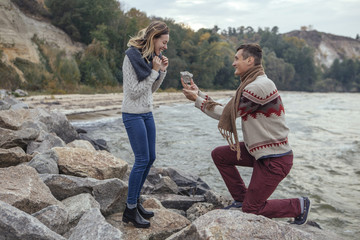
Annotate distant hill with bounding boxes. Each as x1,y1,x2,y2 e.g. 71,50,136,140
284,30,360,68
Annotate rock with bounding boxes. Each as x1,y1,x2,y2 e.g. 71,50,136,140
0,108,79,143
68,208,122,240
67,139,96,151
0,109,24,130
91,178,128,215
166,209,314,240
40,174,128,215
0,165,61,214
186,202,214,222
27,149,59,174
204,190,232,208
27,132,66,154
147,194,205,211
61,193,100,227
0,126,39,149
0,200,66,240
152,176,179,194
32,204,70,235
141,197,165,210
106,208,191,240
0,146,32,167
54,147,128,180
147,167,210,196
0,100,11,110
14,89,28,97
78,133,110,152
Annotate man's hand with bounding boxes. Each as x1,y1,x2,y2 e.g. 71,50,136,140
181,78,199,101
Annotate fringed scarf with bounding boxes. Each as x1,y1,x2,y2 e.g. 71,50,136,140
207,65,265,160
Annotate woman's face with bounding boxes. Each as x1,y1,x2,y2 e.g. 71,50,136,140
154,34,169,56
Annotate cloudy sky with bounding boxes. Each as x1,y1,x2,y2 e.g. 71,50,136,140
120,0,359,38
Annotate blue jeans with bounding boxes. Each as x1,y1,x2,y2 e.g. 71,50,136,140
122,112,156,204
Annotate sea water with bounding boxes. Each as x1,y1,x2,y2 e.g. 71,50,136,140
72,92,360,239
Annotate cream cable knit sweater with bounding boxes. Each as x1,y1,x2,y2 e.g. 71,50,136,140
122,55,166,114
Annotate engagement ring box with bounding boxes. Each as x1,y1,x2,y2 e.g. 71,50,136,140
180,71,193,84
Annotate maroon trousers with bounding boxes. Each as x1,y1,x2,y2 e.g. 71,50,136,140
211,143,301,218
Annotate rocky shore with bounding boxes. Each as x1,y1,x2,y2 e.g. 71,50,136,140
0,89,342,240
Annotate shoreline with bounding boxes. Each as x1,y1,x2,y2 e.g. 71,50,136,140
21,91,235,122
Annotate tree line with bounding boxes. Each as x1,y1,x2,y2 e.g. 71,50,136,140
1,0,359,93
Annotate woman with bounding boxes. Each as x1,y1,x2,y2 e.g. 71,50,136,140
121,21,169,228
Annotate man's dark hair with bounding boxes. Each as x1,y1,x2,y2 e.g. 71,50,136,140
236,44,262,66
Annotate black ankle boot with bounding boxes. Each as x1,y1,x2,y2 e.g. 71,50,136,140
137,199,154,219
122,205,150,228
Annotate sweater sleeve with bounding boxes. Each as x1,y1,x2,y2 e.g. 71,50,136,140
152,71,166,93
194,91,224,120
123,55,159,100
237,95,261,117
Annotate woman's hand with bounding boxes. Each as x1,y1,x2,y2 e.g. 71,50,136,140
181,78,199,101
152,56,162,71
160,56,169,71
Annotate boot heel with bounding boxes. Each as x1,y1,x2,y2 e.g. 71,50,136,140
122,215,129,223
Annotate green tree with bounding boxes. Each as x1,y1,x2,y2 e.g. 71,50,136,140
45,0,121,44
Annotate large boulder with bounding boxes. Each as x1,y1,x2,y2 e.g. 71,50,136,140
0,126,39,149
40,174,128,215
32,204,69,236
0,200,66,240
61,193,100,228
27,149,60,174
0,165,62,214
147,167,210,196
0,108,79,143
166,209,314,240
54,147,128,180
27,132,66,154
0,146,32,167
68,208,122,240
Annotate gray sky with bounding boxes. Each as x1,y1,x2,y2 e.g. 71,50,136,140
120,0,359,38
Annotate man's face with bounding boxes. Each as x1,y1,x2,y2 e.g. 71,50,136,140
232,49,252,76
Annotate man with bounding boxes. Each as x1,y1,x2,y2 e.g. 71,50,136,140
181,43,310,224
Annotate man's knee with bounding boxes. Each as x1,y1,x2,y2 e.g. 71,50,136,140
242,202,260,215
211,147,222,163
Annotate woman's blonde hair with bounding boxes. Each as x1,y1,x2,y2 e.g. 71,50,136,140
127,21,169,60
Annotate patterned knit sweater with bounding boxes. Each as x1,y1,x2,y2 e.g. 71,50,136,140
122,55,166,114
195,74,292,160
